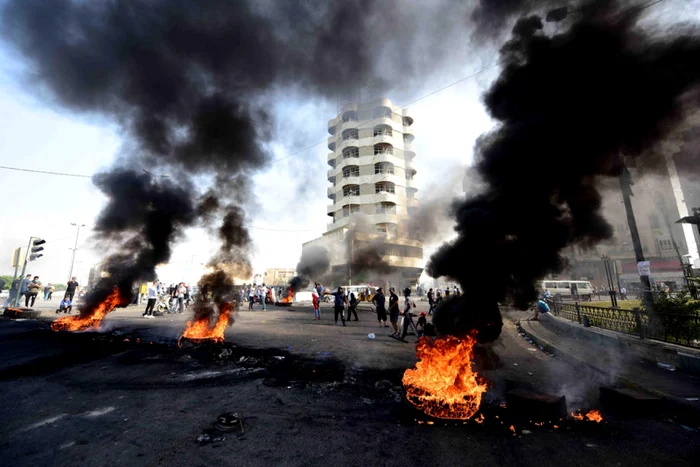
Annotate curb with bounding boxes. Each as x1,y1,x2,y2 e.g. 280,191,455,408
517,319,700,422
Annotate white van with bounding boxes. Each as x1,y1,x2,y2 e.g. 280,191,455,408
537,280,593,300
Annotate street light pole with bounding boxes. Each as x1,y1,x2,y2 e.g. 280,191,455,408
68,223,86,282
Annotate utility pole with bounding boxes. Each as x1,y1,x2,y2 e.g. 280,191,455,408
619,165,655,312
602,255,618,308
68,223,86,282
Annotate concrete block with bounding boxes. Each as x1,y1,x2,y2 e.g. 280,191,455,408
506,388,567,422
599,387,663,416
679,353,700,376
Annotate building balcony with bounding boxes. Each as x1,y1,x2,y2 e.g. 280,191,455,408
340,119,360,132
372,133,394,145
327,186,335,200
327,152,336,167
327,136,336,151
372,153,405,167
369,212,401,225
407,197,420,208
368,116,396,131
404,149,416,160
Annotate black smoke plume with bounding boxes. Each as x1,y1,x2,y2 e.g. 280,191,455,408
429,0,700,341
84,170,197,312
286,245,330,297
0,0,465,323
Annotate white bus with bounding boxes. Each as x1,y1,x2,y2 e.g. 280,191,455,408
537,280,593,300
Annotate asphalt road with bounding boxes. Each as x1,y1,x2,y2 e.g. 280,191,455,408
0,302,698,466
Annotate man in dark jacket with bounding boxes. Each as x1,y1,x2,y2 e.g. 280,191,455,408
331,287,347,326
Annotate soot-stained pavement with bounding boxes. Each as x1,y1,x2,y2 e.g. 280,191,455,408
0,304,698,466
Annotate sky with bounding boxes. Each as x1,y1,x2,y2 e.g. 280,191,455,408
0,0,697,288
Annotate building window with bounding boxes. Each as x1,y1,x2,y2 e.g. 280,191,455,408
375,181,395,194
374,162,395,174
342,147,359,159
342,166,359,178
342,204,360,217
374,143,393,155
373,125,392,137
343,185,360,197
376,202,397,214
659,239,674,250
342,129,358,140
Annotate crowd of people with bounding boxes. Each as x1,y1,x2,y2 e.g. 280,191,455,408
140,281,191,318
1,275,82,310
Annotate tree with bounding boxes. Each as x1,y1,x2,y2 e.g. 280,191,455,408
0,275,15,292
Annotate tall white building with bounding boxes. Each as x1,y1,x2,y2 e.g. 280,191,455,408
303,98,423,288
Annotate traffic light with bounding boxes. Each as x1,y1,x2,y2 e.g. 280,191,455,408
29,239,45,261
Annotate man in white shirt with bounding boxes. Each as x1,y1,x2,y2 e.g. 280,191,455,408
143,282,158,318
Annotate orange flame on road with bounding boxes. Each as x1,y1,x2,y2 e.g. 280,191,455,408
571,409,603,422
402,335,488,420
278,288,294,304
585,409,603,422
179,302,233,345
51,287,124,332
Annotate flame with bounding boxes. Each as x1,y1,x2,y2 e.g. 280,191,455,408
509,425,516,435
585,409,603,423
279,288,294,304
402,335,488,420
51,287,124,332
474,413,485,424
571,410,603,422
179,302,232,345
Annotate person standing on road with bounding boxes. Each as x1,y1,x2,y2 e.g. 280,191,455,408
48,283,55,300
177,282,186,313
620,286,627,300
330,286,347,326
3,277,20,308
427,288,435,315
26,276,42,308
248,287,255,310
312,288,321,320
261,284,267,311
65,277,80,302
143,282,157,318
347,292,359,321
400,287,419,342
388,287,400,338
18,274,31,306
372,287,388,327
43,283,51,301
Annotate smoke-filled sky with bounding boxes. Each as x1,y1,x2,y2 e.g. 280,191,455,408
0,0,698,287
